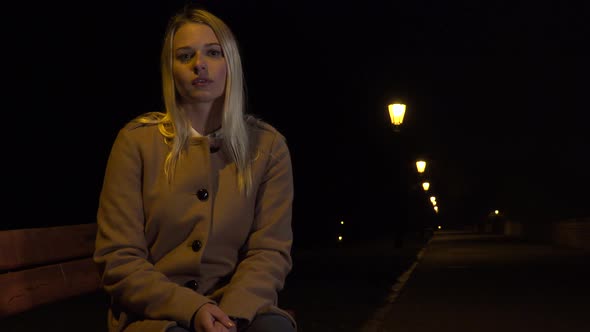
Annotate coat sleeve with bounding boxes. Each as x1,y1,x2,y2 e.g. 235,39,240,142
218,131,294,322
93,127,213,329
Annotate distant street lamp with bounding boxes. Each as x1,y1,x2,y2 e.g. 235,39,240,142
388,103,406,132
422,181,430,191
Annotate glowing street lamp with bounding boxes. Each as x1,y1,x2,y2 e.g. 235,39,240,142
416,160,426,174
422,181,430,191
430,196,437,206
388,103,406,132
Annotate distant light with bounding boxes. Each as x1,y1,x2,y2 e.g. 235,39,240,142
416,160,427,174
338,235,343,241
494,210,499,215
422,182,430,191
388,103,406,126
430,196,437,205
434,206,439,213
340,221,344,225
437,225,442,229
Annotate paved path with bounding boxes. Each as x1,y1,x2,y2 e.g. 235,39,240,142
365,230,590,332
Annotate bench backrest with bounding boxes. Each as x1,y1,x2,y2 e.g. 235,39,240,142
0,223,101,317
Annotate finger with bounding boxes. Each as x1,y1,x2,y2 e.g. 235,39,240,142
195,309,216,332
208,307,235,329
213,320,229,332
200,318,215,332
219,319,235,329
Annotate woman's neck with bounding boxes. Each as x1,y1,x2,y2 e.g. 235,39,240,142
182,100,223,135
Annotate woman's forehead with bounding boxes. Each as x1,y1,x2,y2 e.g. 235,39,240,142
174,23,219,46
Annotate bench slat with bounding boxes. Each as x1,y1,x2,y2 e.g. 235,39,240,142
0,223,97,271
0,257,101,317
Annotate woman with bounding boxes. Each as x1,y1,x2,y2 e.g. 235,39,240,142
93,5,295,332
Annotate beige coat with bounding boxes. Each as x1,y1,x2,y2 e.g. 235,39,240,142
93,116,295,332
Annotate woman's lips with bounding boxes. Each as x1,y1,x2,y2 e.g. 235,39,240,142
192,78,213,86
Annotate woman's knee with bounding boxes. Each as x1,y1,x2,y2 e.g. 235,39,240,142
245,314,295,332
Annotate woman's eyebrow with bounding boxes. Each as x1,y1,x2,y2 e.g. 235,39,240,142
175,43,221,51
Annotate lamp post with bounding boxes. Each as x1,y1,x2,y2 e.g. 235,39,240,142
388,102,408,248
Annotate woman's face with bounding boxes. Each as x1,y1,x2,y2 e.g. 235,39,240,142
172,23,227,104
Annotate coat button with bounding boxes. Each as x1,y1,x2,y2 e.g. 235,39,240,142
184,280,199,291
191,240,203,252
196,189,209,201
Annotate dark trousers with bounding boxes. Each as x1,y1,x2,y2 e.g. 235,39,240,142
167,313,295,332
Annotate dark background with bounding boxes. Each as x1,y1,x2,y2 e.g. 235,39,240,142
10,0,589,248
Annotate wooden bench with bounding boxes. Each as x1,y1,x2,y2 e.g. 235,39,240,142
0,223,102,319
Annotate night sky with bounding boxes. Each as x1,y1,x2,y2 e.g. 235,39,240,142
12,1,589,246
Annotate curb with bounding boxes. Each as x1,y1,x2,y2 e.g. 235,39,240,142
360,237,433,332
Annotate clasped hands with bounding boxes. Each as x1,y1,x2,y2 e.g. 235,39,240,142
192,303,239,332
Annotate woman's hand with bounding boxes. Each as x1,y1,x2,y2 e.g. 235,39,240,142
192,303,236,332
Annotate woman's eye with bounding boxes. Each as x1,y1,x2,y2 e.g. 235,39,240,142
208,49,223,57
177,53,193,62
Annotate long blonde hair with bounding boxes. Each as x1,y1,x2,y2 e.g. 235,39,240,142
136,5,253,195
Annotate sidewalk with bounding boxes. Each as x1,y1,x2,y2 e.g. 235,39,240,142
363,230,590,332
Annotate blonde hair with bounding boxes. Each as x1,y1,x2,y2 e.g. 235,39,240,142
136,5,253,195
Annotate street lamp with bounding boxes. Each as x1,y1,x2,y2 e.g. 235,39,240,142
388,103,406,132
387,102,407,247
422,181,430,191
416,160,427,174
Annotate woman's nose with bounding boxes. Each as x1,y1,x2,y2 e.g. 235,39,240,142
193,56,207,74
